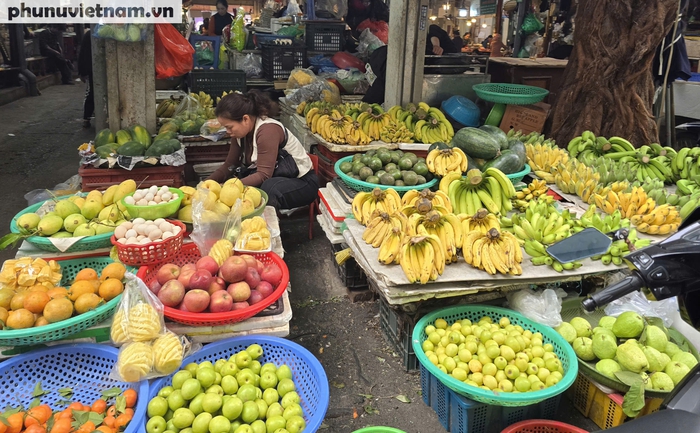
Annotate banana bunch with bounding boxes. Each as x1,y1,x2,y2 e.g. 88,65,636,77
312,109,354,144
378,227,405,265
577,205,630,233
672,147,700,180
156,98,178,118
511,194,555,212
379,118,415,143
525,142,569,183
553,159,600,202
631,204,681,235
507,130,552,145
592,231,651,265
216,90,237,106
524,240,582,272
399,232,445,284
189,91,213,108
341,102,371,120
352,188,402,225
589,156,639,185
463,228,523,275
303,101,334,118
401,197,450,218
593,186,655,219
413,109,454,144
362,211,408,247
568,131,634,160
632,178,679,206
515,179,549,201
460,208,500,235
676,178,700,196
402,189,452,213
344,121,372,146
296,100,307,115
506,199,573,245
602,148,675,183
426,148,469,176
406,210,463,263
680,192,700,220
357,113,389,141
445,168,516,215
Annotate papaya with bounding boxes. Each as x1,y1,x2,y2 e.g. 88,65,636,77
116,141,146,157
131,125,152,148
94,128,115,147
159,122,179,135
115,130,132,145
180,120,199,136
153,131,178,143
96,143,119,158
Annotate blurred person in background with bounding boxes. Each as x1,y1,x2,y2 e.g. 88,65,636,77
39,24,73,85
208,0,235,36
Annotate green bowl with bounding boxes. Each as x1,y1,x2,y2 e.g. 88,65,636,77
122,187,183,220
506,163,531,184
353,428,407,433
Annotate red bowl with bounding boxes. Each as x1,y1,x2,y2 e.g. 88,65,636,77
331,52,366,72
137,243,289,326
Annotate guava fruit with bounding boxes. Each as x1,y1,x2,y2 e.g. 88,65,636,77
650,372,675,391
573,337,596,361
612,311,644,339
644,325,668,352
664,342,682,358
672,352,699,369
595,359,622,379
570,317,592,338
616,341,649,373
665,361,690,385
642,346,669,373
555,322,577,344
592,332,618,360
598,316,617,330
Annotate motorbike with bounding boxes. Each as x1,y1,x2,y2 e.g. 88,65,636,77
549,208,700,431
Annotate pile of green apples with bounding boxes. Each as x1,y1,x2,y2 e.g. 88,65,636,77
421,315,566,393
146,344,306,433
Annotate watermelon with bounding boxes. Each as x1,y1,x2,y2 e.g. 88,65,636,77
451,127,501,160
479,125,509,150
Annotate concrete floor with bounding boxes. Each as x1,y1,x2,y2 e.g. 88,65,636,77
0,85,599,432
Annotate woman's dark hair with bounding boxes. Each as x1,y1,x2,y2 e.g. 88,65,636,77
203,17,210,26
215,90,272,120
217,0,229,9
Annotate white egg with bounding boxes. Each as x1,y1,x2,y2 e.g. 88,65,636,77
115,226,128,239
136,199,148,206
117,238,127,244
140,237,153,245
152,239,162,243
172,226,182,235
148,201,158,206
153,196,162,204
171,193,179,200
126,236,138,244
161,192,172,201
133,218,146,225
154,218,165,225
133,192,143,201
121,221,133,230
136,235,145,241
144,192,154,201
123,196,135,205
160,185,169,193
159,222,172,233
148,229,163,240
149,185,158,194
125,229,138,239
141,225,153,236
162,231,174,240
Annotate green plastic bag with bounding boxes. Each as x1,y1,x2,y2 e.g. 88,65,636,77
232,7,246,52
522,13,544,35
195,42,214,66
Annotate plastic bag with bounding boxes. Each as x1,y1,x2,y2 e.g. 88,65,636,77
356,28,386,60
507,288,567,327
0,257,61,291
199,119,228,142
110,273,198,382
241,53,263,78
356,19,389,45
154,24,194,79
194,40,215,66
232,7,247,52
218,44,228,69
604,290,679,327
284,0,302,16
172,94,201,118
25,174,82,206
315,0,348,20
335,69,368,94
285,69,341,105
522,12,544,35
93,23,146,42
190,185,242,256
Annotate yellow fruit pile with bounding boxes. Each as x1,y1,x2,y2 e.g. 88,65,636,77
426,148,469,177
631,204,681,235
178,179,263,223
236,216,271,251
463,228,523,275
525,141,569,183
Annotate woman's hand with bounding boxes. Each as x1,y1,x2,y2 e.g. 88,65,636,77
431,37,443,55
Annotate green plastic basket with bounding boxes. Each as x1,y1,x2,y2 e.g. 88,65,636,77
121,187,183,220
473,83,549,106
506,164,532,184
560,297,700,398
412,305,578,407
353,428,407,433
0,257,135,346
334,156,438,194
10,195,114,253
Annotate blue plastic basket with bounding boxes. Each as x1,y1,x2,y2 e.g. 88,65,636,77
0,343,149,433
148,336,329,432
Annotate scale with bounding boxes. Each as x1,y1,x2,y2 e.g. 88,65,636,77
473,83,550,126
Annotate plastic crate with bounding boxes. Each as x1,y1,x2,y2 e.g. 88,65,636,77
331,242,368,289
253,33,296,49
188,69,246,99
420,364,562,433
79,165,183,191
261,42,308,80
565,373,598,417
305,22,346,52
588,388,626,430
640,398,664,417
184,143,230,163
379,295,419,371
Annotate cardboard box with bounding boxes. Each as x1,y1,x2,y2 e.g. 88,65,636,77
499,102,551,135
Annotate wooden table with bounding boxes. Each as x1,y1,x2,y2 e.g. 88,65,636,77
487,57,568,105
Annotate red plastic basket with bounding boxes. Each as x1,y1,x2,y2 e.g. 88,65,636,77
136,243,289,326
501,420,589,433
110,220,186,266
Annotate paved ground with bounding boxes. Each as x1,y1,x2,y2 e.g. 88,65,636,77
0,85,599,432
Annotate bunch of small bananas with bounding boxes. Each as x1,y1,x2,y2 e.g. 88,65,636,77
379,118,415,143
463,228,523,276
406,210,463,263
599,148,675,183
515,179,549,201
399,232,445,284
460,208,500,235
378,227,405,265
567,131,634,160
352,188,402,225
426,148,469,176
344,121,372,146
444,168,515,215
216,90,238,105
589,156,639,185
189,91,213,108
503,198,574,245
525,142,569,183
553,159,601,203
676,178,700,196
631,204,681,235
401,197,450,218
523,240,582,272
388,102,454,143
362,211,408,248
156,98,179,118
680,192,700,220
592,231,651,265
593,186,656,219
507,130,550,145
672,146,700,180
311,109,354,144
576,205,630,233
402,189,452,213
357,108,390,141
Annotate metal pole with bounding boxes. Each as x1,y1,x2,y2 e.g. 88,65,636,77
9,24,38,96
91,34,108,130
512,0,529,56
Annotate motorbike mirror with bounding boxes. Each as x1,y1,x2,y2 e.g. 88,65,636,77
546,227,612,263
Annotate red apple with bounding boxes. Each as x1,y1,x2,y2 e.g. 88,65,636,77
158,280,186,307
256,281,274,298
207,276,227,296
231,301,249,310
219,256,248,283
177,302,189,312
209,290,233,313
248,290,265,305
149,281,162,296
156,263,180,285
261,263,282,287
256,260,264,275
189,269,213,291
178,263,197,288
245,267,261,290
183,289,210,313
227,281,251,302
196,256,220,275
239,254,258,269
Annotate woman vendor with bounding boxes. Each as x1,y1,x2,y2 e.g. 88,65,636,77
208,0,235,36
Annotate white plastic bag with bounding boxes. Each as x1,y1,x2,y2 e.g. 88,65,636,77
507,288,567,327
604,290,679,327
190,185,242,255
284,0,301,16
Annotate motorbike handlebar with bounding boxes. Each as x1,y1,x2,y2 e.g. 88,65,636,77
582,271,645,311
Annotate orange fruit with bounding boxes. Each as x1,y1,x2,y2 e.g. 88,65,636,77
102,416,115,429
75,421,95,433
10,292,28,311
95,426,114,433
74,293,103,315
0,421,6,433
91,399,106,415
74,268,98,282
6,412,25,433
42,298,74,323
46,287,69,300
0,306,8,325
49,418,72,433
28,284,49,293
24,425,46,433
0,287,15,309
114,413,131,429
123,389,137,408
34,316,49,327
23,291,51,314
5,309,35,329
29,405,51,425
106,406,116,418
67,281,96,301
98,279,123,302
99,263,126,282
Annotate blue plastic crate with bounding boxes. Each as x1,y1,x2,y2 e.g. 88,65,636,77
420,364,561,433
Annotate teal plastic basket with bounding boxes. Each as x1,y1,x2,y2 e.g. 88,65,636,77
10,195,114,253
506,164,532,184
334,156,438,194
412,305,578,407
473,83,549,106
0,257,135,346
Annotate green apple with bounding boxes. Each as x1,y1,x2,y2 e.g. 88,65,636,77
241,400,260,424
285,415,306,433
514,376,531,392
209,415,231,433
266,402,283,419
260,363,277,376
165,419,178,431
172,371,193,390
250,419,266,433
234,425,253,433
222,396,244,421
201,393,223,414
214,359,227,373
235,351,252,369
259,371,278,391
199,361,214,370
184,363,199,376
268,415,289,432
236,369,257,388
238,384,259,403
276,365,292,382
230,420,242,431
172,408,195,429
191,412,212,433
148,396,169,418
206,384,224,396
167,390,186,411
215,372,222,385
221,361,239,377
282,404,302,420
250,360,262,375
158,386,175,398
188,393,205,415
246,344,263,360
181,378,202,401
196,368,217,388
277,378,295,398
222,375,240,395
281,392,300,410
147,416,167,433
255,399,268,420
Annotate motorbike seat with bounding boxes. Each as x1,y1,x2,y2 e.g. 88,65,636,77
592,409,700,433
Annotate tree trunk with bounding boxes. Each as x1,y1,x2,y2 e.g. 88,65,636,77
547,0,678,147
